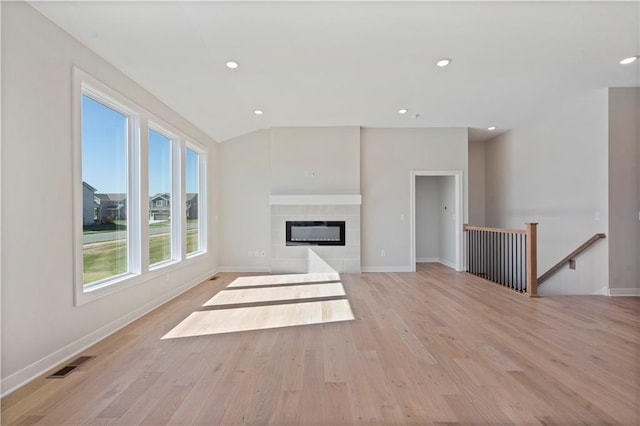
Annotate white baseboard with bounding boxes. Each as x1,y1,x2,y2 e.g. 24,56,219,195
440,259,457,269
361,266,413,273
416,258,457,269
608,287,640,297
416,257,440,263
1,268,217,398
217,266,272,273
591,286,609,296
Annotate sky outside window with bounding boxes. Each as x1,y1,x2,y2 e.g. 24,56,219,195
82,95,127,193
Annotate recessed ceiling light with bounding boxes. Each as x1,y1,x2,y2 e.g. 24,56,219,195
398,109,408,114
436,58,452,67
226,61,239,69
254,110,263,115
488,126,496,131
620,56,639,65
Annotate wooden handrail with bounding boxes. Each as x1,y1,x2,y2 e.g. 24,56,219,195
537,233,606,285
463,224,526,235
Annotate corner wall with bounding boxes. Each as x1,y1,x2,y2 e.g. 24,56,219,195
218,130,271,271
468,141,486,226
1,2,219,394
608,88,640,294
484,90,609,295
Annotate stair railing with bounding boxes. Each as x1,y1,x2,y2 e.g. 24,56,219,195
463,223,538,296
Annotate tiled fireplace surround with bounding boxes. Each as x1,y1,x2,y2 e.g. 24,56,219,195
270,195,361,274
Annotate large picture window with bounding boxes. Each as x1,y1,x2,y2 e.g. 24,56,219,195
81,93,131,286
74,68,208,304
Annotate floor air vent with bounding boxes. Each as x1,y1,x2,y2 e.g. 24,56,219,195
47,356,94,379
68,356,93,367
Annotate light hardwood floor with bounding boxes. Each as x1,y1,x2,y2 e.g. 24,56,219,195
2,264,639,425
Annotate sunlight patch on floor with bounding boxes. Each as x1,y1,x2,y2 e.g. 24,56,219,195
162,299,355,338
162,249,355,338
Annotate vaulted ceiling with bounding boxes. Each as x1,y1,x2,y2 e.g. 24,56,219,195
31,1,640,143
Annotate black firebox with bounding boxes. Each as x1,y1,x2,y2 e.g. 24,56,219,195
285,221,346,246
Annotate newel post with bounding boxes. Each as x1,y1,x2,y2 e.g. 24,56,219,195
526,223,538,297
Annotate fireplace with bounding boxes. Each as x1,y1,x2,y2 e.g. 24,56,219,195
271,196,360,273
286,221,346,246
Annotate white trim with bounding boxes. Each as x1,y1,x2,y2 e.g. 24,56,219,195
217,266,273,273
439,259,457,269
73,253,210,305
608,287,640,296
140,120,151,273
185,143,208,257
179,137,187,259
590,286,609,296
72,67,84,306
1,268,218,397
409,170,464,272
128,110,142,276
416,258,457,269
269,195,362,205
361,266,413,273
171,131,183,262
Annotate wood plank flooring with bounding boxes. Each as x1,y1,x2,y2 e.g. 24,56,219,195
2,263,639,425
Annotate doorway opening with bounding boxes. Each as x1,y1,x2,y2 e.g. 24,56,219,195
409,170,463,272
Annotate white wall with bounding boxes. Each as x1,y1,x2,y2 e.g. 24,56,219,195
1,2,219,394
416,176,457,268
439,176,456,266
485,90,609,295
270,127,360,195
608,88,640,294
218,126,361,271
218,130,271,271
217,127,468,271
360,128,468,271
468,141,486,226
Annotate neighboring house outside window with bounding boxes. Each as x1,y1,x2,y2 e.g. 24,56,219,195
82,181,99,225
95,193,127,221
149,194,171,221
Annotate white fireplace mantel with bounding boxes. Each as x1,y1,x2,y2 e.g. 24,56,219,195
269,195,362,205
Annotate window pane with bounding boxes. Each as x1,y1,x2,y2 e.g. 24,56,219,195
186,148,200,254
149,129,172,265
81,94,128,285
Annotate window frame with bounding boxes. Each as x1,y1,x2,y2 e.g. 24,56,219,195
72,68,209,306
147,121,182,271
73,69,142,305
184,142,208,258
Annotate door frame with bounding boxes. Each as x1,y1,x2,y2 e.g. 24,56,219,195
409,170,464,272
